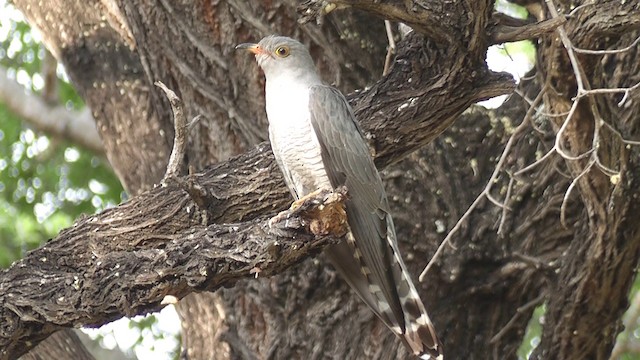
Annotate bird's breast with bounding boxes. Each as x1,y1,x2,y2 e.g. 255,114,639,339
265,86,331,196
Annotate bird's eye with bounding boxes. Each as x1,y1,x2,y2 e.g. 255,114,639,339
275,46,290,57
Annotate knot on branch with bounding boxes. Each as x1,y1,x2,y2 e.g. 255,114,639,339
269,187,349,238
297,0,345,25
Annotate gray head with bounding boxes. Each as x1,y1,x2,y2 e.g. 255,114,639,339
236,35,317,79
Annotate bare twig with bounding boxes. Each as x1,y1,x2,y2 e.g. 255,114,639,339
497,176,514,237
188,114,204,129
383,20,396,76
560,158,595,228
155,81,188,180
525,0,640,231
486,192,507,208
419,85,552,280
420,113,531,281
572,34,640,55
566,2,596,18
490,293,545,344
514,148,556,176
601,121,640,146
576,81,640,107
545,0,586,90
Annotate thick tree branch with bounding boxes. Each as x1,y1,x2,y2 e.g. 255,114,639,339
0,25,515,360
6,0,640,359
350,33,514,168
0,188,347,360
8,1,517,359
300,0,565,47
298,0,465,44
0,67,103,154
489,16,566,44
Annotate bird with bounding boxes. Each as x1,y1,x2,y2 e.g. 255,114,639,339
236,35,443,359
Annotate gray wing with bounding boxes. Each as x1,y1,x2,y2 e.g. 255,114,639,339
308,85,442,359
307,85,405,329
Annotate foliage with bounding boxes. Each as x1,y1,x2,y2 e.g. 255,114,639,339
518,304,545,359
0,4,124,268
0,4,183,360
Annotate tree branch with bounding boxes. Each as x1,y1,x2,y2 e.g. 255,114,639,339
155,81,188,180
489,16,566,44
6,2,521,358
0,66,103,154
298,0,463,44
0,29,515,358
0,187,347,360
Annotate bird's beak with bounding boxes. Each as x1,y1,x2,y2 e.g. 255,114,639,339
235,43,264,55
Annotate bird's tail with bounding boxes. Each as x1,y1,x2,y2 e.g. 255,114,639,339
325,219,443,359
396,270,443,360
386,218,443,360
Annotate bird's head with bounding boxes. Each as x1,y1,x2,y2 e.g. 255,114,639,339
236,35,317,79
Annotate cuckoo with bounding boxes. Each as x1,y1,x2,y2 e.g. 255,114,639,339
237,35,443,359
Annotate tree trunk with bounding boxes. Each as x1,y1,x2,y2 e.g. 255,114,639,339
5,0,640,359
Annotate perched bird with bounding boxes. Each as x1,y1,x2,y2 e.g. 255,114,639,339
237,35,443,359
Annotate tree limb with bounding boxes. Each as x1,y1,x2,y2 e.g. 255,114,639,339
0,187,347,360
489,16,566,44
0,27,515,359
0,66,103,155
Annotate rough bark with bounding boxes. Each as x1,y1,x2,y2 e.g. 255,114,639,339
19,330,96,360
531,2,640,359
1,187,347,359
3,0,640,359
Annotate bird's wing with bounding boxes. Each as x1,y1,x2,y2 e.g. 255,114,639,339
307,84,405,328
308,85,442,359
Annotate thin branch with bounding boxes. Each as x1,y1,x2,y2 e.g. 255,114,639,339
576,81,640,107
497,176,514,237
490,293,545,344
514,0,619,177
560,158,596,228
419,113,531,281
419,85,551,280
566,2,596,18
486,192,507,208
534,0,638,232
155,81,188,180
514,148,556,177
544,0,585,91
572,34,640,55
601,121,640,146
382,20,396,76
